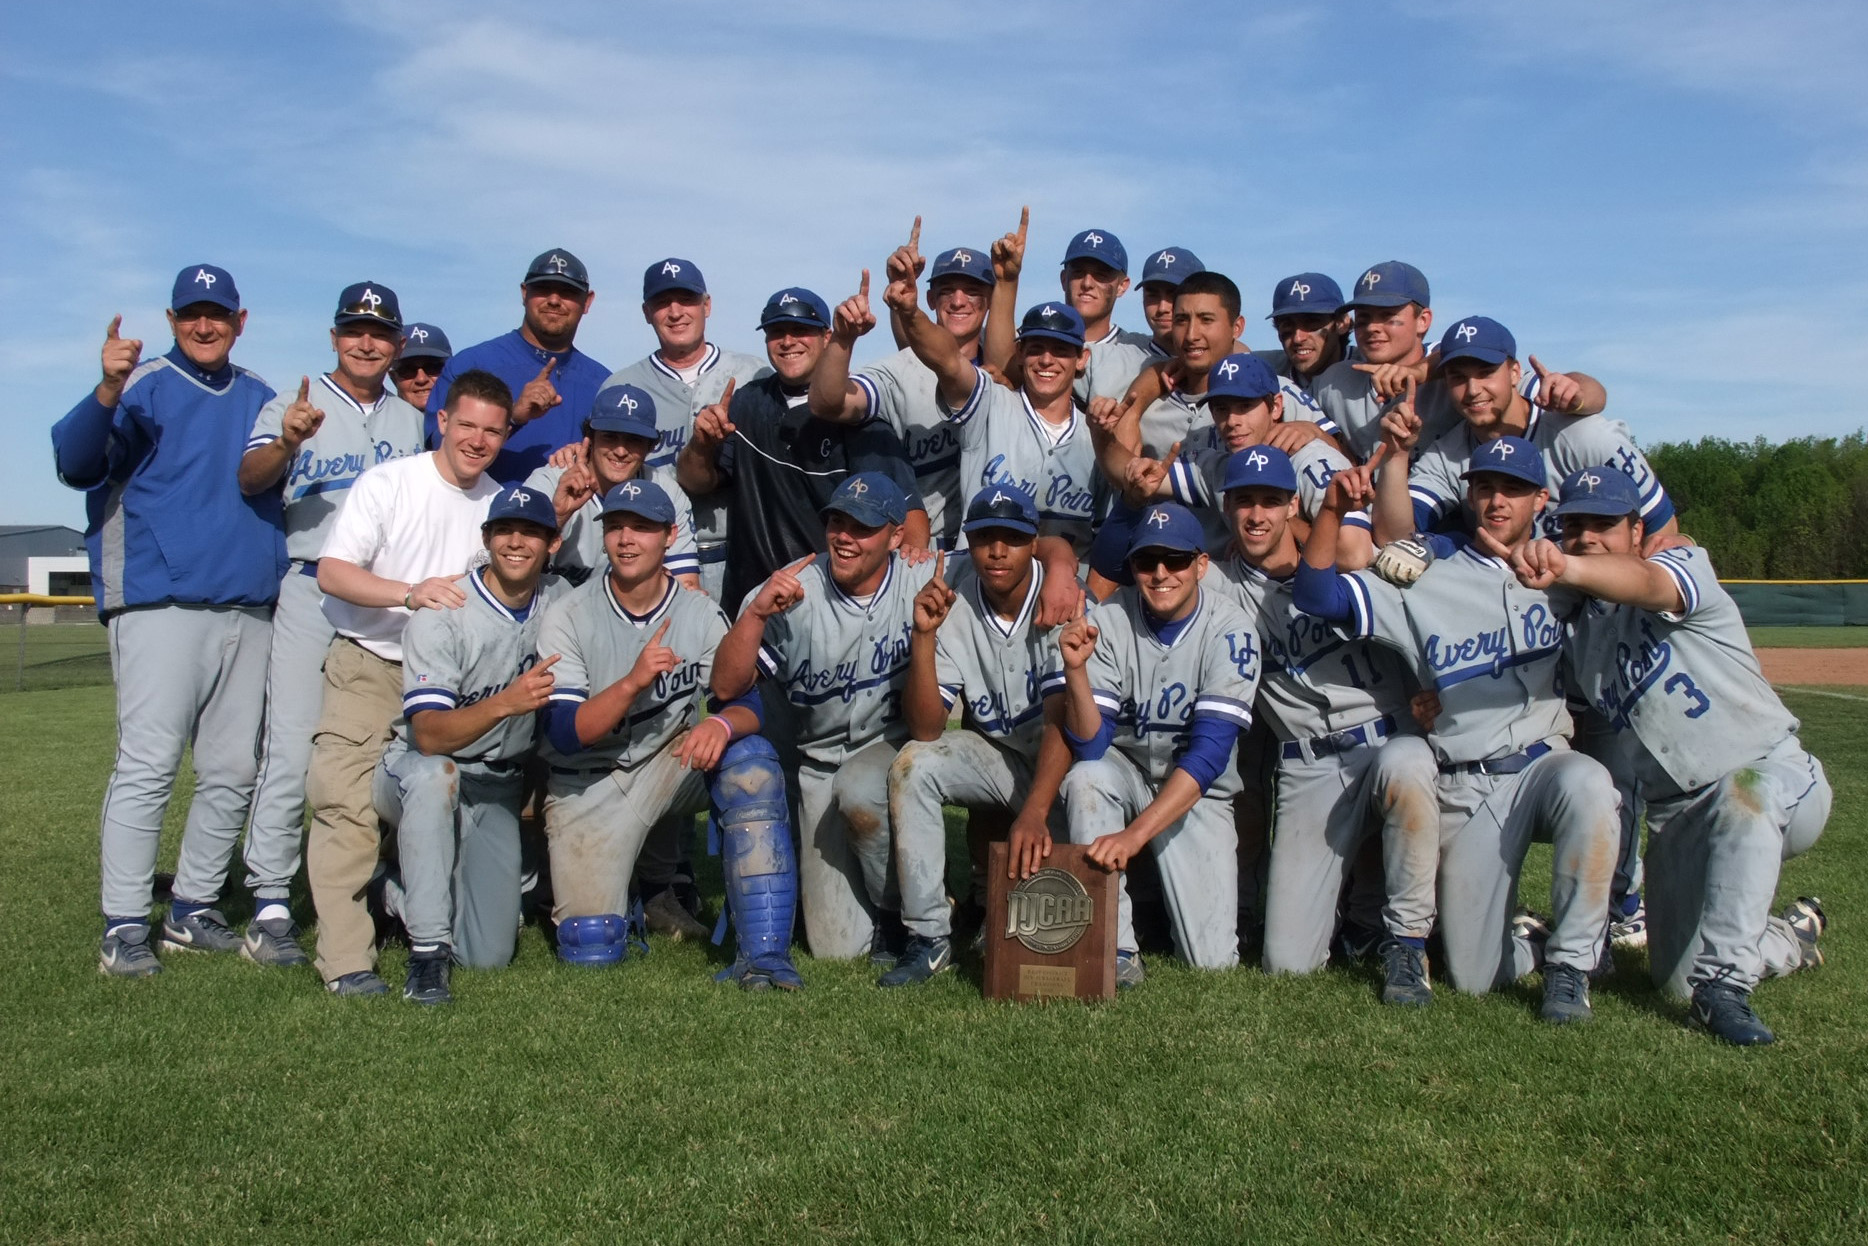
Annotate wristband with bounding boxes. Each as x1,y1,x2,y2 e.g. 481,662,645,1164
403,588,414,610
703,714,735,743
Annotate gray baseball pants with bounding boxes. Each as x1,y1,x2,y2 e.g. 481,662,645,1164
244,565,331,900
797,741,901,960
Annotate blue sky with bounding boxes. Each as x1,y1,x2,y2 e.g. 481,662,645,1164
5,0,1865,528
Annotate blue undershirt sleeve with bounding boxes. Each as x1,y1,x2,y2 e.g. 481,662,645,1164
1174,715,1243,793
1064,710,1117,761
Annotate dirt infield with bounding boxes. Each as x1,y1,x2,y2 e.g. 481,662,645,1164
1758,648,1868,686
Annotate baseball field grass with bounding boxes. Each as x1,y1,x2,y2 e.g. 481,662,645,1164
2,686,1864,1244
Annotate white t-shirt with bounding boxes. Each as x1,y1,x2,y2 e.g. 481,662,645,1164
318,453,503,661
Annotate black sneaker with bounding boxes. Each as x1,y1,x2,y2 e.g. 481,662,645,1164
877,935,953,988
869,911,908,967
1540,962,1593,1025
1691,981,1775,1046
326,970,389,997
1379,939,1433,1007
241,916,311,967
99,923,163,978
159,907,241,954
404,948,453,1006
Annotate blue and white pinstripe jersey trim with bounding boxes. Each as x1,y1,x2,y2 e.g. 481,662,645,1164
1344,573,1379,641
547,685,589,706
968,702,1047,735
469,566,537,623
666,550,701,578
1145,593,1203,650
941,366,990,427
1193,694,1254,728
978,563,1042,641
1039,670,1067,696
829,558,895,617
1650,549,1701,616
1167,455,1206,507
1410,483,1456,526
403,687,458,714
850,372,881,420
756,645,780,678
1342,508,1374,532
1434,644,1562,690
1090,687,1123,715
604,573,678,627
937,683,963,709
648,342,721,386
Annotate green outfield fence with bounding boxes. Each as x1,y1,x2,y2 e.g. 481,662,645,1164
1723,581,1868,627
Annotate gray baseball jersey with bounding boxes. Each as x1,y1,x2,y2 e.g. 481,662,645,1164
752,553,940,767
538,573,727,770
1137,379,1334,460
1312,358,1541,463
522,461,699,583
942,367,1098,551
247,375,427,560
1078,326,1163,404
1409,409,1672,540
933,559,1061,761
1167,438,1362,554
852,347,965,545
1057,585,1260,795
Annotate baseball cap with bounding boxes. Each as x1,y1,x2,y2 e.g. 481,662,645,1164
1342,261,1430,311
1438,316,1517,368
399,323,452,361
1268,272,1345,319
1139,247,1204,289
1062,229,1128,275
524,249,590,294
599,479,678,524
961,483,1039,537
586,384,659,440
758,287,832,332
644,257,706,300
483,483,560,532
1127,502,1205,557
1460,436,1546,488
1203,353,1281,403
1220,445,1298,495
171,264,239,313
1550,466,1643,518
929,247,995,287
334,281,402,329
1015,301,1087,349
822,471,908,528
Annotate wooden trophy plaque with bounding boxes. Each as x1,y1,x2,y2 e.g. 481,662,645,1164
983,842,1118,1001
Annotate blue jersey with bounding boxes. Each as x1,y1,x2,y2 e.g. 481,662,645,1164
52,347,284,617
424,330,612,484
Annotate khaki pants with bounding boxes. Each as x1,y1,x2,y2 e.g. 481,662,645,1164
306,638,402,982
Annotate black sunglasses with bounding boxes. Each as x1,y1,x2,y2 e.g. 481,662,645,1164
395,359,443,378
1130,549,1198,574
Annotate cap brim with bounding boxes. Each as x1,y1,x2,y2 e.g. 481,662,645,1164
1460,466,1546,487
600,505,674,523
1440,347,1511,368
526,278,590,294
1266,305,1343,320
1127,539,1202,558
1199,387,1279,406
483,514,560,533
759,317,829,332
1550,497,1640,519
1341,294,1418,310
962,516,1039,537
585,419,658,440
399,346,451,360
645,282,706,299
821,501,897,527
336,313,401,328
1017,329,1085,349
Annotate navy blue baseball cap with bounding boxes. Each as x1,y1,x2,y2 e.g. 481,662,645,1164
1268,272,1345,319
484,483,560,532
644,257,706,300
1127,502,1205,557
1139,247,1204,289
399,323,452,361
334,281,402,329
1220,445,1298,495
1062,229,1128,275
600,479,678,524
1342,261,1430,310
1460,437,1546,488
171,264,239,313
586,384,658,440
758,287,832,332
1203,353,1281,403
822,471,909,528
1016,301,1087,349
525,249,590,293
1551,466,1643,518
929,247,996,287
962,483,1040,537
1439,316,1517,368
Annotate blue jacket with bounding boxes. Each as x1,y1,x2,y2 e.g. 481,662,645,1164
424,330,611,484
52,347,285,618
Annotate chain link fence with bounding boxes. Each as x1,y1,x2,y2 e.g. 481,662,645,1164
2,601,109,693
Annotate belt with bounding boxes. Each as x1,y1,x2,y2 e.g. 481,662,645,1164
1281,713,1398,763
297,560,319,578
550,764,614,778
696,546,728,564
476,757,524,774
1439,740,1553,777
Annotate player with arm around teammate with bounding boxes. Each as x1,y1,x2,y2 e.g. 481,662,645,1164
1292,437,1622,1022
883,484,1075,986
1511,466,1829,1044
536,480,802,989
1056,502,1262,983
371,486,566,1003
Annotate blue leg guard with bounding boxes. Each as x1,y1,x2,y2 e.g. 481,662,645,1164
556,913,631,966
710,736,803,990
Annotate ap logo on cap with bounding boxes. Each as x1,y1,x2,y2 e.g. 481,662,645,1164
195,268,217,289
1493,442,1517,459
1579,470,1602,491
1246,449,1270,470
1361,269,1380,290
409,326,428,342
1084,231,1104,247
360,288,383,312
849,479,870,496
1146,508,1171,528
511,488,532,505
951,249,972,265
1217,360,1239,381
1288,278,1310,298
990,490,1008,506
545,254,568,274
661,261,681,277
621,482,641,499
1455,322,1478,342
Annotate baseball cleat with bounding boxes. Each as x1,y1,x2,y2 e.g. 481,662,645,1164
1511,908,1552,948
1334,920,1384,965
1540,962,1593,1025
869,911,909,968
1379,939,1433,1007
643,887,710,942
99,923,163,978
877,935,953,988
403,947,453,1006
717,953,805,992
1691,981,1775,1046
159,907,241,954
1783,897,1825,969
326,970,390,997
1609,900,1648,949
241,916,311,967
1115,949,1146,990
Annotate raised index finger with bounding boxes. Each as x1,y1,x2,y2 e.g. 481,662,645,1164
1528,354,1552,378
650,619,671,645
298,376,311,402
107,314,122,340
717,376,736,408
1016,205,1029,242
933,549,945,581
536,653,562,671
858,269,870,299
908,215,921,251
1367,441,1392,472
786,553,816,573
537,358,557,382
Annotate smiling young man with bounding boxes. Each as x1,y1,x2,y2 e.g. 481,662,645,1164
236,281,428,966
306,370,513,996
370,485,565,1004
390,323,451,412
1056,502,1261,985
1257,272,1351,395
1136,246,1205,359
425,249,612,483
56,264,284,977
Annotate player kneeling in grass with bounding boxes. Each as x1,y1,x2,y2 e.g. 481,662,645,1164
1507,466,1829,1045
1201,447,1441,990
536,481,801,989
714,472,943,964
1056,502,1261,985
884,484,1074,987
1293,438,1621,1024
370,485,564,1004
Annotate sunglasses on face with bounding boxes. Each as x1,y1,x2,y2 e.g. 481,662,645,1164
395,359,443,378
1130,550,1198,574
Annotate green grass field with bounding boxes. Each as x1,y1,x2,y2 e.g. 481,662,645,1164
3,686,1865,1243
1747,626,1868,649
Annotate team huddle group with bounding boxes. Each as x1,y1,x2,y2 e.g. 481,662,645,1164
52,209,1832,1045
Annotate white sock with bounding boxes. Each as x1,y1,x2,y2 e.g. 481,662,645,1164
256,902,292,924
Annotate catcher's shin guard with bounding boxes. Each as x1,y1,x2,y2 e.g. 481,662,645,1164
710,737,803,989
